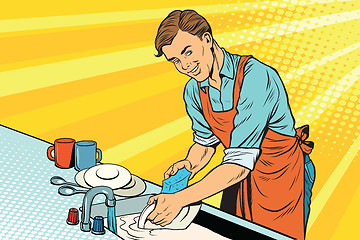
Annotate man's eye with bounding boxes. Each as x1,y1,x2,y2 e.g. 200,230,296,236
174,59,180,64
186,50,193,56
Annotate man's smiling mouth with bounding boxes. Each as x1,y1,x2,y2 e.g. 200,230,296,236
189,64,199,74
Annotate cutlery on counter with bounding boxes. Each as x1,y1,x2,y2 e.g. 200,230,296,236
50,176,85,188
58,185,87,196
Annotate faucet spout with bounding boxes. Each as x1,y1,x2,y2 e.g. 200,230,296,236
80,186,116,232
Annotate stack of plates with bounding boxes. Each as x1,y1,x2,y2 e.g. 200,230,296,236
75,164,146,197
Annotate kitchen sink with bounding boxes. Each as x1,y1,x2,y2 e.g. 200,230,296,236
81,194,287,240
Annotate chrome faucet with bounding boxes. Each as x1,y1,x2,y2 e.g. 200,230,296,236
80,186,116,232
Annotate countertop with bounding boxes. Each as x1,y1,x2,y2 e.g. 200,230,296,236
0,125,293,240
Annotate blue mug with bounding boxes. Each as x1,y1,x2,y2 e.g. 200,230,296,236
74,141,102,171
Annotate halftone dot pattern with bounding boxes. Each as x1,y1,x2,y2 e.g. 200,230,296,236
310,84,360,168
293,49,360,123
0,127,119,240
209,0,308,36
229,20,358,115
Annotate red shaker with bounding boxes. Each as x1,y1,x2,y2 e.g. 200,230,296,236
66,208,79,225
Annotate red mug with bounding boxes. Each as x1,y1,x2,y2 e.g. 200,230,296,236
47,138,75,168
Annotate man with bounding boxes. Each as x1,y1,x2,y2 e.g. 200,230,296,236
147,10,315,240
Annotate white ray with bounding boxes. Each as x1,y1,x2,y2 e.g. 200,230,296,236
0,0,351,33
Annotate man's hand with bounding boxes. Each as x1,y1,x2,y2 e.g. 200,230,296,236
164,159,195,179
146,193,184,227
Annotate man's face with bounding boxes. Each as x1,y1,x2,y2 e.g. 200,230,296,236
162,30,213,82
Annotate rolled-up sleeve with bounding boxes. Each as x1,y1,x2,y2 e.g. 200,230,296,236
184,79,220,147
223,148,260,170
222,58,280,170
193,133,220,146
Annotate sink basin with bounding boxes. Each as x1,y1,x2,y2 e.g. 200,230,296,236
81,194,231,239
81,194,283,239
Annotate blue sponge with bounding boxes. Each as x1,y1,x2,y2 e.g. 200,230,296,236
161,168,191,194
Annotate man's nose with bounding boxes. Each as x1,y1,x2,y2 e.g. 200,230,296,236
182,61,190,71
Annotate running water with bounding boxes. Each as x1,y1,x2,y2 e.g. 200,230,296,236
107,206,117,235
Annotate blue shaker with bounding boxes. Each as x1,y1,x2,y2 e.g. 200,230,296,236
74,141,102,171
91,216,105,235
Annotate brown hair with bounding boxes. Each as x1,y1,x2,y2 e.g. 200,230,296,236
155,10,212,57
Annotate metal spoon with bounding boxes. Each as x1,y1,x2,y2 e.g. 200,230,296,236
58,185,87,196
50,176,81,187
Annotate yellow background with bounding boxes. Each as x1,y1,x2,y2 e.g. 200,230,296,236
0,0,359,239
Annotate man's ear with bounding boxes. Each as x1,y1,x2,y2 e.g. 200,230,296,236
202,32,213,45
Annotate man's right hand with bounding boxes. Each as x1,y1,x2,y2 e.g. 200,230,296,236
164,160,195,180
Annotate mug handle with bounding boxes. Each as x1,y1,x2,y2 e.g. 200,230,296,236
96,149,102,162
47,146,55,161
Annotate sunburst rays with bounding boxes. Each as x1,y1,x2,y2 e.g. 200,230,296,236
1,1,359,239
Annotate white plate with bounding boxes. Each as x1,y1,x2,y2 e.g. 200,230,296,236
84,164,132,189
138,203,156,229
138,202,201,230
75,168,146,197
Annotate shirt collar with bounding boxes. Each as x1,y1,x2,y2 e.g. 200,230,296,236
199,48,234,89
219,48,234,79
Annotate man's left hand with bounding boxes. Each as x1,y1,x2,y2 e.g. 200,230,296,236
146,193,185,226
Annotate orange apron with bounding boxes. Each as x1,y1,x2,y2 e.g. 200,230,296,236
197,56,314,240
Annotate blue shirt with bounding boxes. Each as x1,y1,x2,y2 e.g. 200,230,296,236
183,48,296,170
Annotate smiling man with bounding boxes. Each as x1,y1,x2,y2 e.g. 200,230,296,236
146,10,315,240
